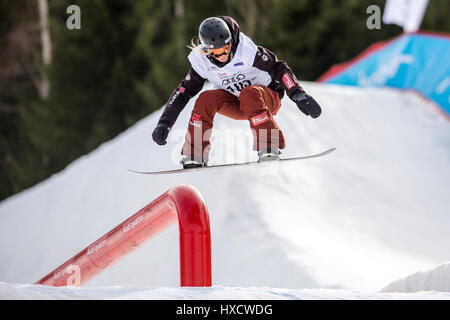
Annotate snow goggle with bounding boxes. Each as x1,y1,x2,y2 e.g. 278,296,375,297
204,43,231,57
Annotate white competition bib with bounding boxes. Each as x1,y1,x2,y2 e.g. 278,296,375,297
188,33,272,97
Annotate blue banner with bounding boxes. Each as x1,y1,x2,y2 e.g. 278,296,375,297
323,34,450,115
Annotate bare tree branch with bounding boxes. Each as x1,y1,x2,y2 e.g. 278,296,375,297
37,0,51,99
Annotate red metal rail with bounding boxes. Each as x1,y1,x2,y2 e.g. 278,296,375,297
36,184,211,287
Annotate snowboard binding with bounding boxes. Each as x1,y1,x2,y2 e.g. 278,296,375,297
257,148,280,162
181,154,208,169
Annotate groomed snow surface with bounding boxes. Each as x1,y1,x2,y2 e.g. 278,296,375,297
1,82,449,300
1,281,450,300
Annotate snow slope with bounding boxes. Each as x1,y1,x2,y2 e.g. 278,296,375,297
1,282,449,300
0,82,449,299
382,262,450,293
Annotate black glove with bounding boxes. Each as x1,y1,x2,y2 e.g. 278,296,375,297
291,91,322,118
152,124,170,145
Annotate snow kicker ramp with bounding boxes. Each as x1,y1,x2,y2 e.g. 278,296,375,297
0,82,449,291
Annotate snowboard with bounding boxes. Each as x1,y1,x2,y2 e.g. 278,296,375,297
128,147,336,175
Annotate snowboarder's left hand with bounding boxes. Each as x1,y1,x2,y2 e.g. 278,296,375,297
291,91,322,118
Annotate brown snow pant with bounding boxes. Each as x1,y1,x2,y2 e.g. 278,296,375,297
182,85,286,160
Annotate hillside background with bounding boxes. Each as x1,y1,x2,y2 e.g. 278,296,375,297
1,0,449,201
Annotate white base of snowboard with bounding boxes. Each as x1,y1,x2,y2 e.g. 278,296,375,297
129,147,336,175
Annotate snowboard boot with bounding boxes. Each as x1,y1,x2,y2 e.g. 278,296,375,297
181,154,208,169
258,148,280,162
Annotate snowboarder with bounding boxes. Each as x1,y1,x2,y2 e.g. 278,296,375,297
152,16,322,168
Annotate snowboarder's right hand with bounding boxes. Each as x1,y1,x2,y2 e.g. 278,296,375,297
152,124,171,145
